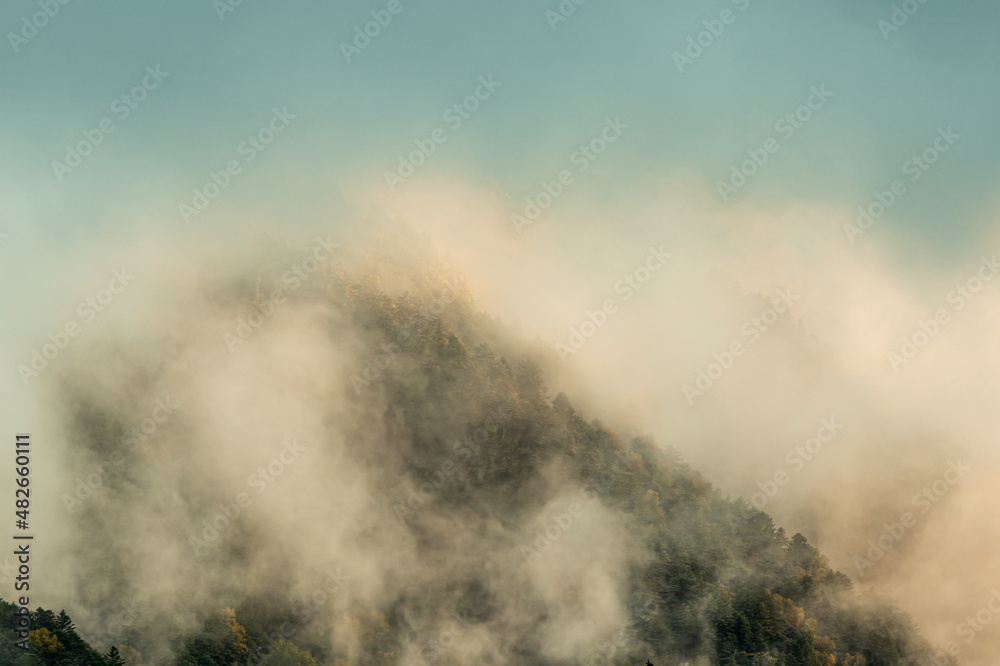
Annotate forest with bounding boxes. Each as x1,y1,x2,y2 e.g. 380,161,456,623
0,244,955,665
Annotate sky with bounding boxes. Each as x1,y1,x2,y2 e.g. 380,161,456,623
1,0,998,250
2,0,1000,663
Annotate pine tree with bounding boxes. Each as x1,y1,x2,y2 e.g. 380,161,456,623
106,645,126,666
55,609,74,632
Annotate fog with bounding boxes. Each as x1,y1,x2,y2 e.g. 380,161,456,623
10,226,644,664
2,171,995,664
380,175,1000,664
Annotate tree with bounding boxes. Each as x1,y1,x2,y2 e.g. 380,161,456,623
29,627,61,654
55,610,74,633
106,645,126,666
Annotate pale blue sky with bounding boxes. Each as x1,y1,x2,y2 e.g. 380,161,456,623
1,0,998,348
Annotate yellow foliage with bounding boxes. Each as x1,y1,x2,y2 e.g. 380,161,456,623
642,489,665,516
771,593,805,631
220,607,249,656
30,627,61,653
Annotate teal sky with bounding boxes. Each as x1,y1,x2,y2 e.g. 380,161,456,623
1,0,998,341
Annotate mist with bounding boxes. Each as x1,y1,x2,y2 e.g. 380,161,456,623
3,2,998,663
389,176,1000,664
6,174,994,663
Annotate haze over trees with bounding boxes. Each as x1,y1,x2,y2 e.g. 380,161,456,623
2,237,955,665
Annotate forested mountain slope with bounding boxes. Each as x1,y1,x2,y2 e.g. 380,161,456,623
1,239,952,665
